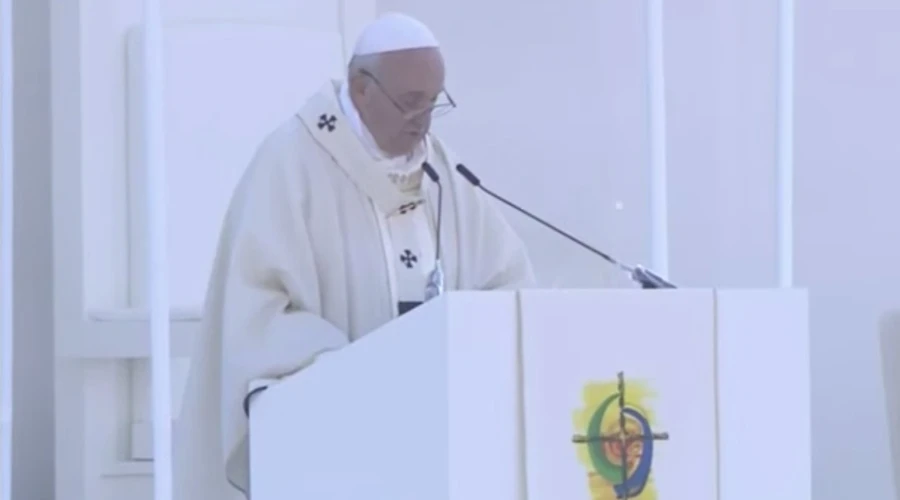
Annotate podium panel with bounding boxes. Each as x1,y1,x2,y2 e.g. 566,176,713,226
248,289,810,500
520,289,718,500
520,289,809,500
249,291,525,500
715,289,810,500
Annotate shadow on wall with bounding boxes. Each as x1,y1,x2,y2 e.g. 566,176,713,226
880,310,900,500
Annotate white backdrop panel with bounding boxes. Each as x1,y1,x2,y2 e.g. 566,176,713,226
126,23,344,309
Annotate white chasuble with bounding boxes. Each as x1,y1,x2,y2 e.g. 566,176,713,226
173,80,535,500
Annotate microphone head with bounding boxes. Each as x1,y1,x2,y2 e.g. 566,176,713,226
455,164,481,187
421,162,440,182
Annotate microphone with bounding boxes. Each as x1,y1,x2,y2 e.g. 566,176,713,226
421,162,445,300
453,164,676,289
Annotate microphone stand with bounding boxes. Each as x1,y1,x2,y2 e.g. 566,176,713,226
422,163,445,300
627,264,676,290
453,164,676,290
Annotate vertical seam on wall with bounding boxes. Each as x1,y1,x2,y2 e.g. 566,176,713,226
337,0,349,67
515,291,529,500
712,290,722,500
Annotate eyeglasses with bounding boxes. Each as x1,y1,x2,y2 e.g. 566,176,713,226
359,69,456,120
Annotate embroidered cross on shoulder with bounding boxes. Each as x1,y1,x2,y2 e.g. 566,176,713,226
317,114,337,132
399,249,418,269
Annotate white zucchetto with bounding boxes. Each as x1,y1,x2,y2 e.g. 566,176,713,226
352,12,440,56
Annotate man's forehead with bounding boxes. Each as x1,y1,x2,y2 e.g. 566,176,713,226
380,47,443,67
378,49,444,80
363,47,445,98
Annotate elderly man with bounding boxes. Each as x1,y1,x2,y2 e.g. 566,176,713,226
174,12,535,499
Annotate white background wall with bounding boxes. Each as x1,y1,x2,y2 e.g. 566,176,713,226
5,0,900,499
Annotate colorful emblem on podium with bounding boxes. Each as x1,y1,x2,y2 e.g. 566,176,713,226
572,372,669,499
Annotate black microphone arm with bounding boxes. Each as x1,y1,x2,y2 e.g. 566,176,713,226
454,164,676,289
421,162,445,300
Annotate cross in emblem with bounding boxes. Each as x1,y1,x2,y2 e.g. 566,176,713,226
398,201,420,214
571,372,669,499
399,249,418,268
317,113,337,132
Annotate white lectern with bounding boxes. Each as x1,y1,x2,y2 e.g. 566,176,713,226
249,289,810,500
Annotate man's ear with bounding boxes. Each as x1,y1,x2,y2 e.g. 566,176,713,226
348,73,369,98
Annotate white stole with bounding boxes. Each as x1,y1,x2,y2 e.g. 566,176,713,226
337,81,437,315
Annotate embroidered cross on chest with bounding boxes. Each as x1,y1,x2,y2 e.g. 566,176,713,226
399,249,418,268
317,114,337,132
